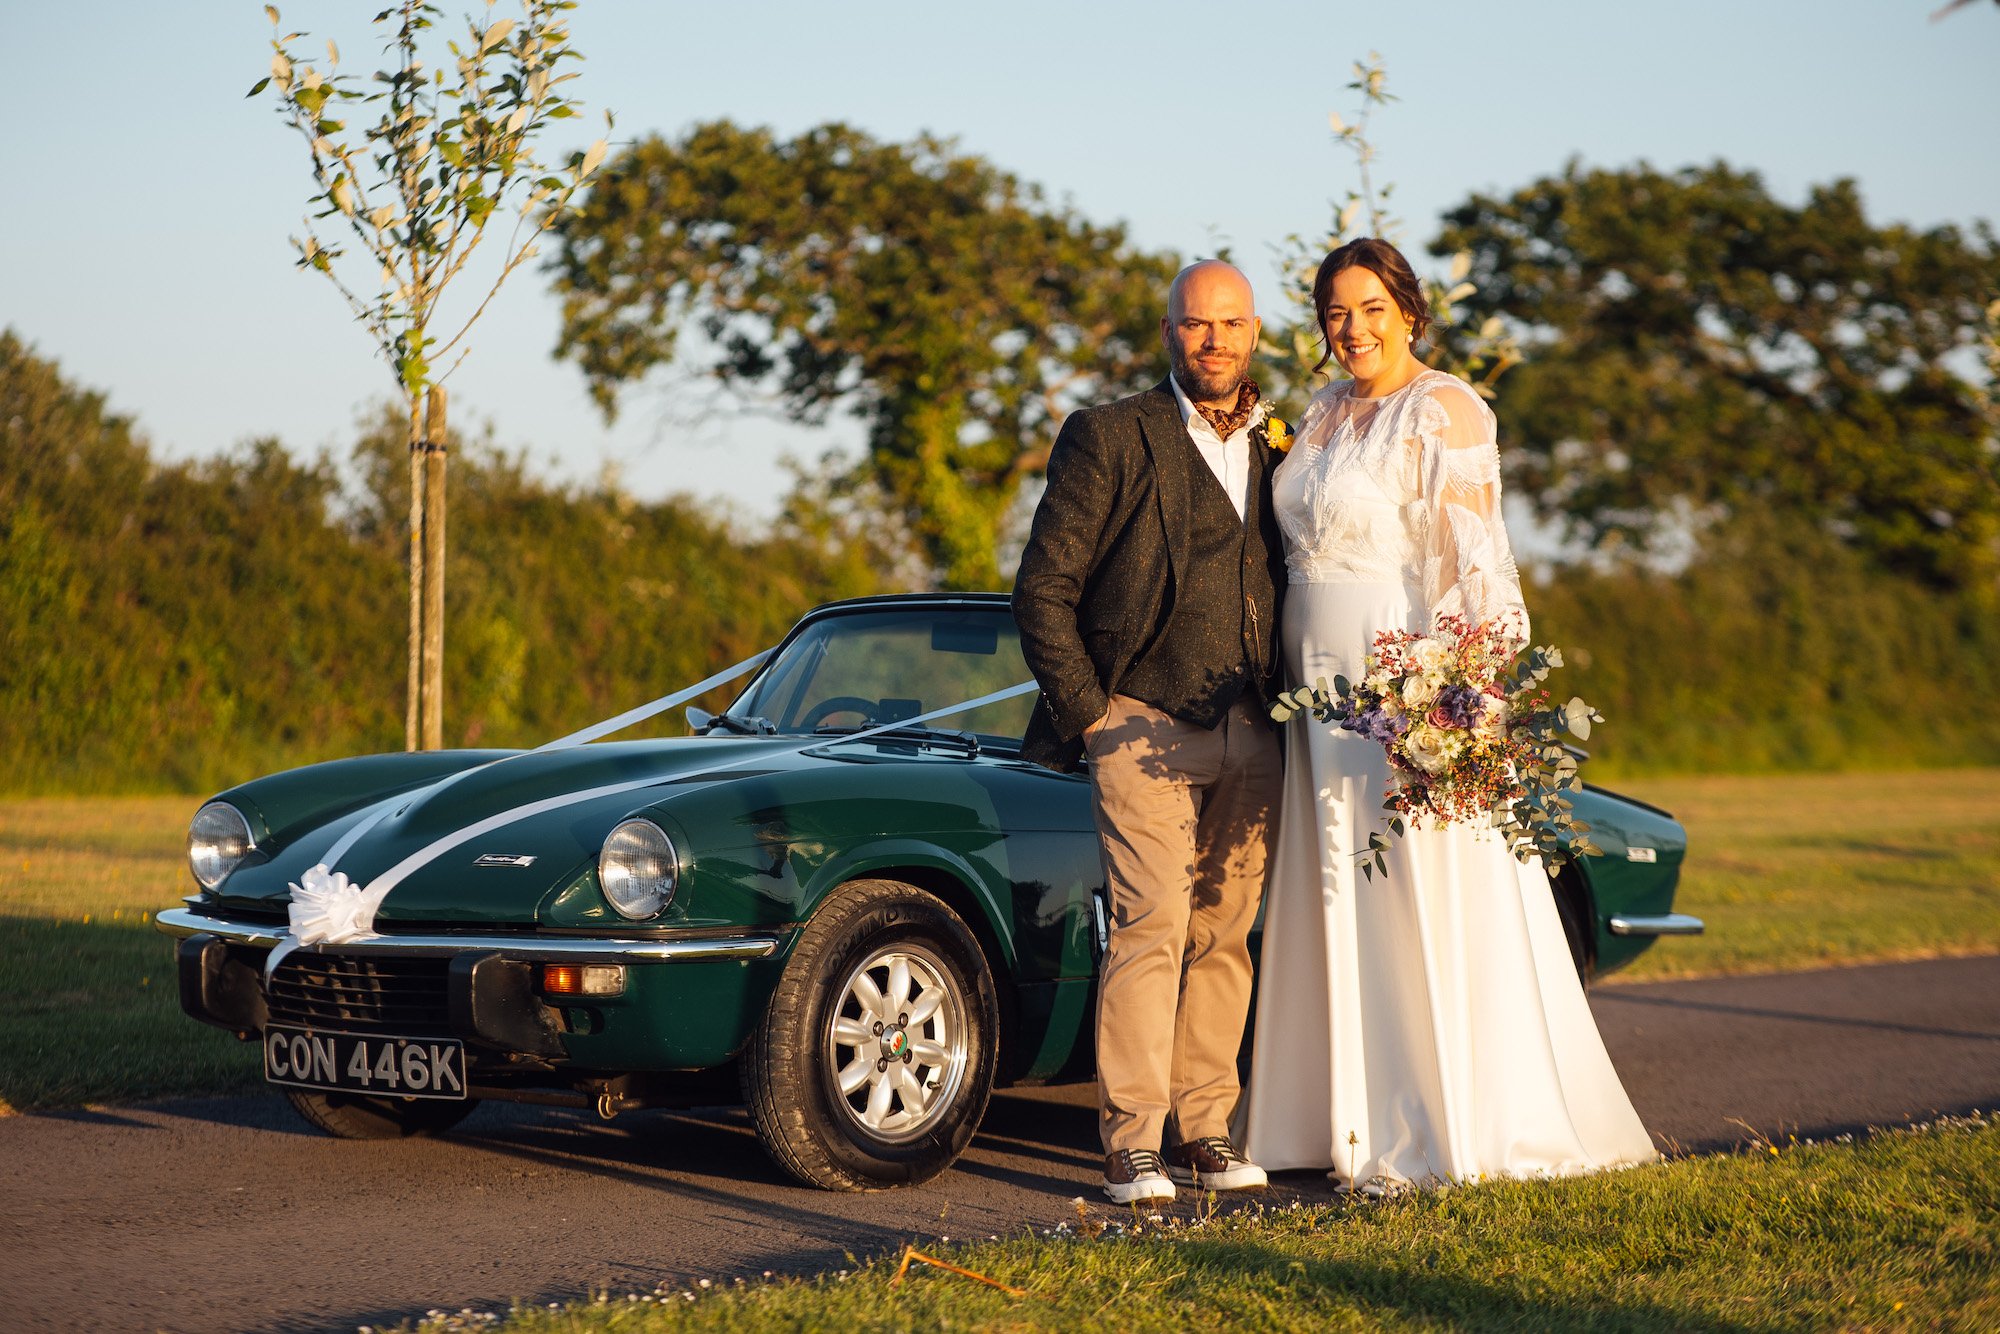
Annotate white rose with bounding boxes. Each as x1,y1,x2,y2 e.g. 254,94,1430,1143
1402,674,1441,712
1409,638,1448,673
1404,723,1454,775
1474,693,1510,741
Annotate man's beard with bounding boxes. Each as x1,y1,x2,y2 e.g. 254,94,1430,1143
1170,343,1248,404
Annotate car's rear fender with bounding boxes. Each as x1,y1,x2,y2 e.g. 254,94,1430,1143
1569,784,1691,976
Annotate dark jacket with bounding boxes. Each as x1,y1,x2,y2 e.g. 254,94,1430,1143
1013,378,1287,772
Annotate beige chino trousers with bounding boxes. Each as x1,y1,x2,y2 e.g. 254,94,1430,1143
1086,692,1281,1156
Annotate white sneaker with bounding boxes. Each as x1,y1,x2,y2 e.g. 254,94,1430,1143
1165,1136,1268,1192
1103,1148,1176,1204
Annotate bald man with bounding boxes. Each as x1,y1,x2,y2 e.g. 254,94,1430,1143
1014,260,1285,1203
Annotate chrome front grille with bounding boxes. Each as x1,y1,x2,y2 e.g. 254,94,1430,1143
265,953,453,1037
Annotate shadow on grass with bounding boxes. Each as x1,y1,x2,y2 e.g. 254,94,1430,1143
1167,1236,1771,1333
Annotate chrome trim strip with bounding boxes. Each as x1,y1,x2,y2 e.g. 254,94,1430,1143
153,908,780,962
1607,912,1706,937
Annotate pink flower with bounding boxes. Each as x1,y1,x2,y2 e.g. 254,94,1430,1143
1427,705,1458,730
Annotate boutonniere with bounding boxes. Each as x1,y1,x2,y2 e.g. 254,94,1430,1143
1264,416,1293,453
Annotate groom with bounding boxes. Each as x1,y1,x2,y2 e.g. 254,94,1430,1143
1014,260,1285,1204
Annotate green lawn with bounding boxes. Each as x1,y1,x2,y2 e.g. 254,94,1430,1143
1609,768,2000,982
0,797,263,1113
1,770,1997,1111
403,1114,2000,1333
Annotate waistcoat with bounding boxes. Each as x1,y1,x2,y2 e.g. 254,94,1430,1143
1116,433,1279,728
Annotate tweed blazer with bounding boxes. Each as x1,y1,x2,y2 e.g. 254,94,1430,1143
1013,378,1287,772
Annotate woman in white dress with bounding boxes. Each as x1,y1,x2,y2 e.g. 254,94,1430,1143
1236,238,1658,1188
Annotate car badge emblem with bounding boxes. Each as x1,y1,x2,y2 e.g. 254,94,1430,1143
473,853,538,868
1625,847,1657,863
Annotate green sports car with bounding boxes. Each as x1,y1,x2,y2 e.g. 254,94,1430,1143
158,592,1700,1190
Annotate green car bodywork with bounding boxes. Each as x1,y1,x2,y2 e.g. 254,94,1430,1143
160,592,1696,1186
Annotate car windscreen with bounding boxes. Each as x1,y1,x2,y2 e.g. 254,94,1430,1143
730,608,1034,745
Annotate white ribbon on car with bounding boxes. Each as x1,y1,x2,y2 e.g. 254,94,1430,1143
267,652,1038,976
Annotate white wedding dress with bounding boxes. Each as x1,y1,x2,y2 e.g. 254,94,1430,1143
1235,368,1658,1186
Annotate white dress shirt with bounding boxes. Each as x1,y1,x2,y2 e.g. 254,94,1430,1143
1169,375,1252,521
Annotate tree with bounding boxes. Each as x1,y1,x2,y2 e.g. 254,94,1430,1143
254,0,609,747
548,121,1179,590
1434,162,2000,589
0,332,891,793
1258,55,1521,412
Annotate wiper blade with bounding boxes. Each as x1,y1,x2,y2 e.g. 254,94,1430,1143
689,707,776,736
812,724,981,755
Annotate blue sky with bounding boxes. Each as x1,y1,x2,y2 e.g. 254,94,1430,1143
4,1,1994,520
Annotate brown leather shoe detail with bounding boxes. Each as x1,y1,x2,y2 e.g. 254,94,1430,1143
1104,1148,1169,1184
1165,1137,1248,1174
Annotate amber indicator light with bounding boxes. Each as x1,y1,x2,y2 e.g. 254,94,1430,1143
539,963,626,997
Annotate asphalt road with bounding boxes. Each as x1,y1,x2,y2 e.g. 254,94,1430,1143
4,954,1996,1334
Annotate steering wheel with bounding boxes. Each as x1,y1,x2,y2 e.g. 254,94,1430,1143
800,696,879,730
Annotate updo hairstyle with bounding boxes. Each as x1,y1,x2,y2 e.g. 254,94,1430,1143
1311,237,1430,375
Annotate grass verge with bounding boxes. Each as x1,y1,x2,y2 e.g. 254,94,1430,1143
400,1114,2000,1333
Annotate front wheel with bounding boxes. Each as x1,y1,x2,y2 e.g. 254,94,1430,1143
283,1087,480,1139
742,879,998,1190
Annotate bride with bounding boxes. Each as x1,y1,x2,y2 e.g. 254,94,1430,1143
1236,237,1658,1187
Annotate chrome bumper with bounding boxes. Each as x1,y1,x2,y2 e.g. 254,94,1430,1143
153,907,781,963
1607,912,1706,937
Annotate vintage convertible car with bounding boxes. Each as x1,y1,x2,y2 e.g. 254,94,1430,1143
158,592,1701,1190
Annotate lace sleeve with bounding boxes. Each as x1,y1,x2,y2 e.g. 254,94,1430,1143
1416,378,1528,644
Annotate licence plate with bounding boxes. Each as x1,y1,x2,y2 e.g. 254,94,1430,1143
264,1024,467,1100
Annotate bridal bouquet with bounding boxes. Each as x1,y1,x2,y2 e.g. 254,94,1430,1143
1269,615,1604,878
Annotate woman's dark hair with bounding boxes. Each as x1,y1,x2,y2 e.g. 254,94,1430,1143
1311,237,1430,375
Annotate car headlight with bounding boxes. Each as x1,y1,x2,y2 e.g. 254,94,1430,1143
599,818,679,920
188,801,255,889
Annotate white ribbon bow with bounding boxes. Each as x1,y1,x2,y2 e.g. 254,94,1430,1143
287,863,391,946
264,862,393,979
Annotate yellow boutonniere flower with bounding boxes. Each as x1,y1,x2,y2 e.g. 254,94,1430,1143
1267,416,1293,452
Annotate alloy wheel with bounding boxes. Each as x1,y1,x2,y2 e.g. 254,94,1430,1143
822,941,969,1144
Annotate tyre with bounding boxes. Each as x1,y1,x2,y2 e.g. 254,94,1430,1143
283,1087,480,1139
1551,870,1595,987
742,878,998,1190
